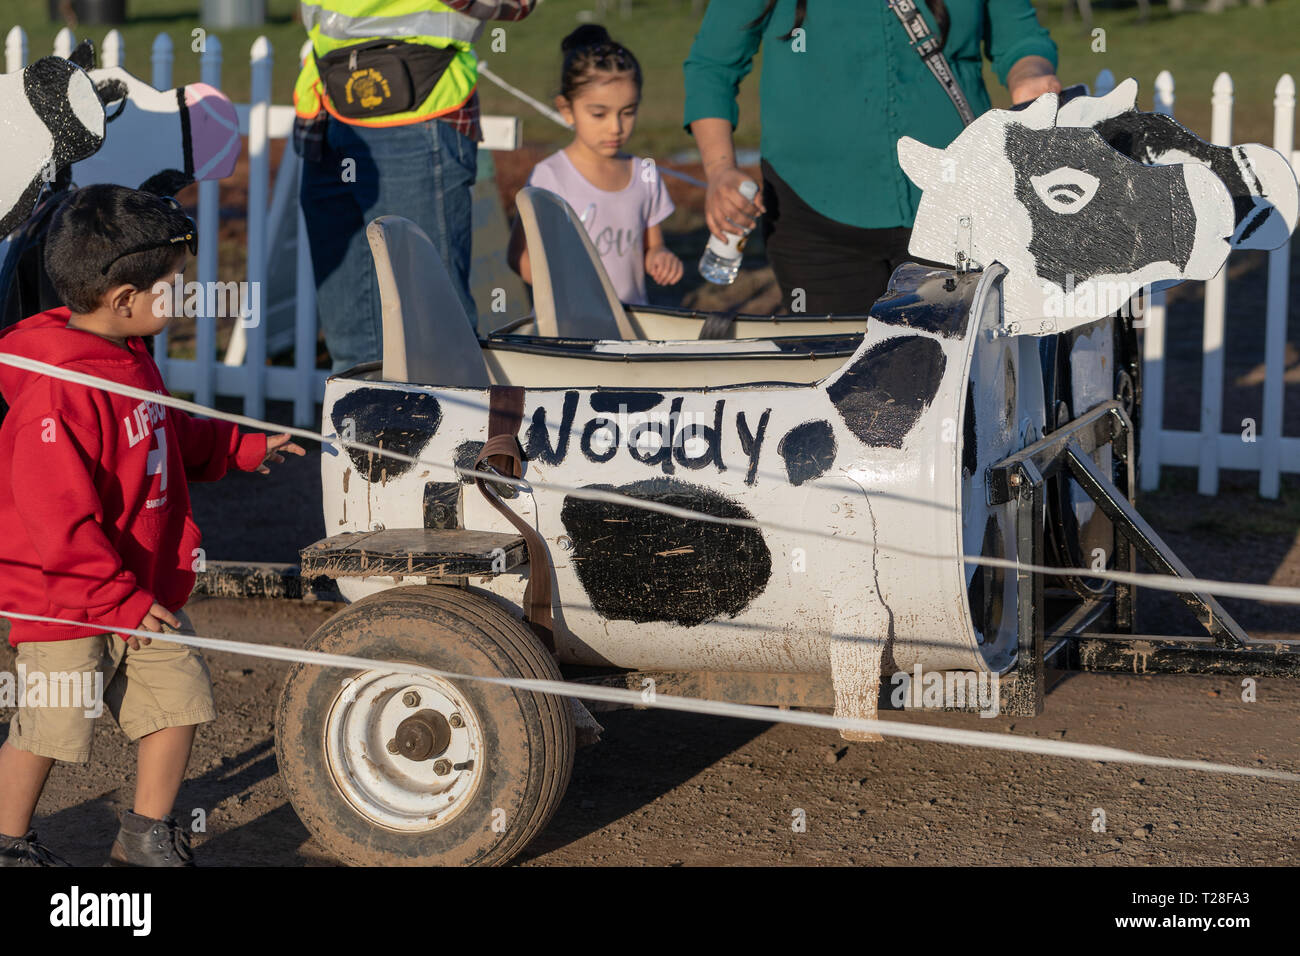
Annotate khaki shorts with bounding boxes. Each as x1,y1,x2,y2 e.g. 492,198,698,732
7,606,216,763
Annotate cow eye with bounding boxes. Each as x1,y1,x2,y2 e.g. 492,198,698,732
1029,167,1100,214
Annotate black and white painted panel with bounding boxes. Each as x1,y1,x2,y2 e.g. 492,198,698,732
1057,78,1299,252
899,93,1237,335
0,56,104,237
74,67,240,195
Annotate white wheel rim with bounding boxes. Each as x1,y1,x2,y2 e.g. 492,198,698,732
324,670,485,832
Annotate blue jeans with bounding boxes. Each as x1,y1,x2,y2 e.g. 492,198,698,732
299,115,478,372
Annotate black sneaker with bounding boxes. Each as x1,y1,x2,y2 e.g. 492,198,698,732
0,830,69,867
107,811,195,867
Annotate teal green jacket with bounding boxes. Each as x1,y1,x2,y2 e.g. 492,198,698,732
683,0,1058,229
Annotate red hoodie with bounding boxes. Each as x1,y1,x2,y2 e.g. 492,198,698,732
0,308,267,645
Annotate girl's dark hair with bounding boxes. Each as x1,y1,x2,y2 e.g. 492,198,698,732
558,24,642,100
748,0,950,49
45,184,191,314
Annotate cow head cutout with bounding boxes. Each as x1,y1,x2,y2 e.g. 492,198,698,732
1057,77,1299,252
899,92,1236,335
73,67,240,195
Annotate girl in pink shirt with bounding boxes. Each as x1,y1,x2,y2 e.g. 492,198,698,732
508,25,682,306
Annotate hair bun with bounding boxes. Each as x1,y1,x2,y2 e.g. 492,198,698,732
561,24,612,54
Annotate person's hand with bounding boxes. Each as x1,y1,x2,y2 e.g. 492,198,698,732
646,247,684,286
1006,55,1062,106
132,602,181,649
258,433,307,475
704,166,766,244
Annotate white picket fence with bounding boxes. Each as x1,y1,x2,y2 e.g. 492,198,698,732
3,29,1298,497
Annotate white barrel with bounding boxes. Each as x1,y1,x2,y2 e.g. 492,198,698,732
321,263,1045,677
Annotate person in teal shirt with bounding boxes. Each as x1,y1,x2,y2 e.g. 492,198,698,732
684,0,1061,314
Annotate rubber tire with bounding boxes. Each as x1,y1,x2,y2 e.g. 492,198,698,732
275,585,574,867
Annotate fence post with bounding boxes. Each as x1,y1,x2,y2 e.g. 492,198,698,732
245,36,273,421
1197,72,1233,496
151,32,173,91
5,25,27,73
53,27,74,59
102,29,124,69
149,34,175,367
195,33,224,413
1141,70,1176,492
1260,74,1295,498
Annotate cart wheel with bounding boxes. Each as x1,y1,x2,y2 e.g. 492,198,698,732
275,585,574,867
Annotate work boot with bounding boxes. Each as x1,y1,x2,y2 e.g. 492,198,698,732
107,811,194,867
0,829,69,866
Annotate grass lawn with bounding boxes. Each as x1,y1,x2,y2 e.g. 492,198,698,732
6,0,1297,153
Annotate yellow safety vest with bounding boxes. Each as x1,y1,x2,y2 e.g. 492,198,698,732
294,0,482,127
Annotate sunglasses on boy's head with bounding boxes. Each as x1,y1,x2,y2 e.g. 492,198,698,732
98,197,198,277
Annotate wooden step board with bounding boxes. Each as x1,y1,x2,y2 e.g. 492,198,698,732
300,528,528,580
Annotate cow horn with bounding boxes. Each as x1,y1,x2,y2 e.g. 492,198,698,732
897,136,942,190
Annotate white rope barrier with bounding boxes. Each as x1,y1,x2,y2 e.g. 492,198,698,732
1,350,1297,608
1,609,1296,783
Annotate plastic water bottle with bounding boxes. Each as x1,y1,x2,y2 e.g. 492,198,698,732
699,178,759,285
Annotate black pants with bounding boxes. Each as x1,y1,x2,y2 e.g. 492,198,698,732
761,159,917,315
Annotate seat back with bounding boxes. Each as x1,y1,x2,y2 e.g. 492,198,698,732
366,215,490,387
515,186,636,340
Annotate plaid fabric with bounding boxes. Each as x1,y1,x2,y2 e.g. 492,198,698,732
440,0,538,142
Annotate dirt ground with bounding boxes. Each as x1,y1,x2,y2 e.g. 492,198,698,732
2,591,1296,866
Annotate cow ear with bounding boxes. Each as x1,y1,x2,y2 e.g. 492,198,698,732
897,136,942,190
1109,77,1139,112
1016,92,1058,130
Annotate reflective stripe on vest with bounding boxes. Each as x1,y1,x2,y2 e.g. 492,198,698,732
294,0,480,126
300,1,484,44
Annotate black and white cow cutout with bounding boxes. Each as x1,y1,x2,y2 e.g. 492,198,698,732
74,67,240,195
898,93,1237,335
0,56,104,237
1056,78,1299,252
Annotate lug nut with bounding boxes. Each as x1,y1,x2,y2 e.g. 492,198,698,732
403,691,420,707
433,759,453,776
448,713,464,728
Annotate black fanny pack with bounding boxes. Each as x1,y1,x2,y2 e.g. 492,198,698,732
316,40,457,120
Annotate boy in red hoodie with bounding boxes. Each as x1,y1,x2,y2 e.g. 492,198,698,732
0,185,303,866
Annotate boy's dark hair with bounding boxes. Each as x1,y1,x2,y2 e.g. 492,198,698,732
44,184,191,314
559,24,642,101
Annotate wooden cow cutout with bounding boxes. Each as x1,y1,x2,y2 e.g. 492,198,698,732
74,66,240,194
0,56,104,237
1057,78,1299,252
898,93,1237,335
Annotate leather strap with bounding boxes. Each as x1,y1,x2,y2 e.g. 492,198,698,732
887,0,976,128
474,386,555,652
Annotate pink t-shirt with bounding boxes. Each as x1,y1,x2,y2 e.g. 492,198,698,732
525,151,675,306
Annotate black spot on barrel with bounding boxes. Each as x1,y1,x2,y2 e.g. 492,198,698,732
560,478,772,627
967,515,1006,644
778,420,837,486
330,388,441,483
453,440,484,483
962,385,977,477
826,336,946,448
590,391,662,414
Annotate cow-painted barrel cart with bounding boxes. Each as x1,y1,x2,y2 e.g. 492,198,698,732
273,89,1300,867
